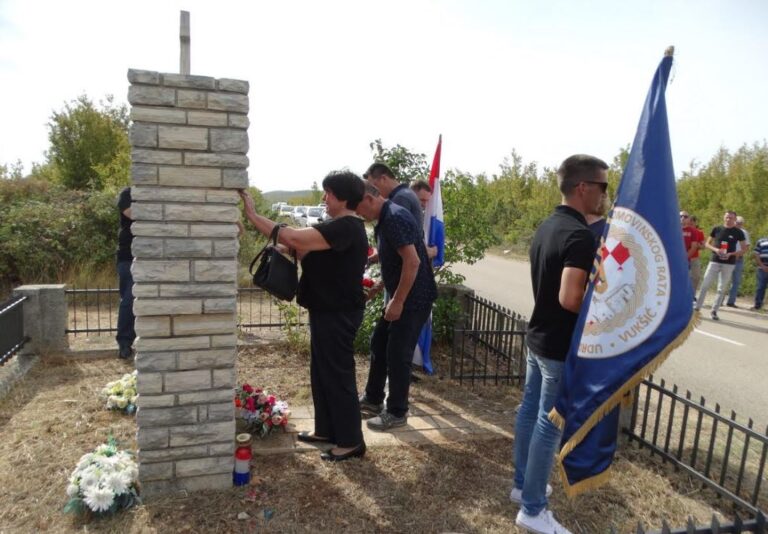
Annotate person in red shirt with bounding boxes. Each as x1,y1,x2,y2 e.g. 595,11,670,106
682,213,705,296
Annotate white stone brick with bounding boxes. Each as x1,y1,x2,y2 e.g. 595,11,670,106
129,85,176,106
213,239,239,258
132,260,190,283
174,473,232,493
175,456,232,477
187,111,228,127
132,149,182,165
130,106,186,124
177,388,234,405
164,369,211,392
132,237,164,258
158,166,221,188
211,334,237,348
184,153,248,168
218,78,249,94
206,402,234,421
228,113,249,129
135,316,171,337
194,260,237,282
164,238,212,258
135,351,177,371
210,129,248,153
173,314,235,336
131,203,163,221
203,298,237,313
131,222,188,238
138,461,173,481
222,168,248,189
158,126,208,150
137,393,176,408
130,123,158,147
137,406,198,426
137,427,169,449
128,69,160,85
164,204,239,223
205,190,240,204
159,283,236,298
133,284,159,298
137,372,163,394
177,349,235,370
136,336,210,352
169,420,234,447
177,89,208,109
189,223,238,238
134,298,202,316
163,73,216,90
209,441,235,456
131,164,158,185
132,186,206,203
139,444,208,462
212,367,236,388
208,92,248,112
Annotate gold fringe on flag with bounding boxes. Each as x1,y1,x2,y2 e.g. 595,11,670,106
548,309,699,497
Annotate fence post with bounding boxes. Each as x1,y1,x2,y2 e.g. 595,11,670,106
11,284,68,355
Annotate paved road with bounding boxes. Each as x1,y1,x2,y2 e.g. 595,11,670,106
453,254,768,429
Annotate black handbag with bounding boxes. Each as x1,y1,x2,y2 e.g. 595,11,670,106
249,224,298,301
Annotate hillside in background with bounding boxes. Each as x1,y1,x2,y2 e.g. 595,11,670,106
263,190,313,203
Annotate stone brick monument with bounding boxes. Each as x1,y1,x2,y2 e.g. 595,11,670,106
127,65,249,495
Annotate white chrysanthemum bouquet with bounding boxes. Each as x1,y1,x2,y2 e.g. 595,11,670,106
101,371,137,414
64,438,140,517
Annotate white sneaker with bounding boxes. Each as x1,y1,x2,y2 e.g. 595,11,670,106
509,483,553,503
516,508,572,534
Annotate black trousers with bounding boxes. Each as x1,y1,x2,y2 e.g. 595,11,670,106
309,308,364,447
364,306,431,418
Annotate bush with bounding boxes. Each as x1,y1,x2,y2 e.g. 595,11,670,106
354,291,384,354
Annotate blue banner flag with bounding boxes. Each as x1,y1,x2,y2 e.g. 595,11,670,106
549,48,697,496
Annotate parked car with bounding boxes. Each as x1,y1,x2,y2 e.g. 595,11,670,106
271,201,288,212
291,206,308,225
278,204,294,218
305,206,324,227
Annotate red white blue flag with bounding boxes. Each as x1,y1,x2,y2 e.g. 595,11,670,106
549,49,697,495
413,136,444,375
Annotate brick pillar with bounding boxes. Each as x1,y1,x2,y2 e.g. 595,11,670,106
11,284,68,355
127,69,248,495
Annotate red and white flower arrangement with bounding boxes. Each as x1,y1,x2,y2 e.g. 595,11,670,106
234,384,290,437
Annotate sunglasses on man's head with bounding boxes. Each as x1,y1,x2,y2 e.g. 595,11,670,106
680,214,689,219
582,180,608,193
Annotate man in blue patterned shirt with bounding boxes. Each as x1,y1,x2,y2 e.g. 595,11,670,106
355,180,437,431
751,235,768,310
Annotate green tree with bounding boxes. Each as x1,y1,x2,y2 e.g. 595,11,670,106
0,160,24,180
46,95,130,191
310,181,322,204
369,139,430,181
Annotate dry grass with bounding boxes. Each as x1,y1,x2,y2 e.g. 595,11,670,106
0,343,749,533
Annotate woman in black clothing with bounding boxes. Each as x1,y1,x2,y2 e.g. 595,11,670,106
239,171,368,461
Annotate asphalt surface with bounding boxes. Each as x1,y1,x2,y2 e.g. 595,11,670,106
453,253,768,429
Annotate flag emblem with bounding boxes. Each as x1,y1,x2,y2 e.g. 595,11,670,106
579,207,670,359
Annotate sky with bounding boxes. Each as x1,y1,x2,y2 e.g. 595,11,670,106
1,0,766,192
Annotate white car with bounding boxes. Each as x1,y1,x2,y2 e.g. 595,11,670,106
278,204,294,218
305,206,324,226
291,206,308,225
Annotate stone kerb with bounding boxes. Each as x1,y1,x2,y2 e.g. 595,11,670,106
128,69,248,496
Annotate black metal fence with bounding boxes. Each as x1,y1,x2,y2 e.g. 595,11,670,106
626,511,766,534
0,295,28,366
450,292,767,521
65,286,304,336
627,377,768,516
450,294,527,386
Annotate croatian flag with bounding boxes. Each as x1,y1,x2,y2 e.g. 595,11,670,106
549,48,696,495
413,136,444,375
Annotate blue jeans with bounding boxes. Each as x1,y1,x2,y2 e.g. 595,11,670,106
756,268,768,309
116,260,136,350
727,258,745,305
364,306,431,418
514,349,564,516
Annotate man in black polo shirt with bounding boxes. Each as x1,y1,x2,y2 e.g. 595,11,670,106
355,181,437,431
513,155,608,534
116,186,135,359
364,163,423,228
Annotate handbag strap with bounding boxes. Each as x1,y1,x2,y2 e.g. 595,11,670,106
249,223,296,275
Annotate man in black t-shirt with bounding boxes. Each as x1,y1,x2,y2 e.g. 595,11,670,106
354,181,437,432
116,187,135,359
693,211,747,320
513,155,608,534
